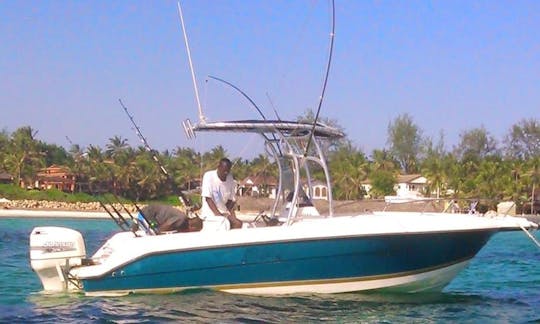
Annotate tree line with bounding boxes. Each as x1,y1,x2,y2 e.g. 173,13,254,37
1,114,539,210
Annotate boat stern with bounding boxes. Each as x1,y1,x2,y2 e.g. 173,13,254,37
29,226,86,292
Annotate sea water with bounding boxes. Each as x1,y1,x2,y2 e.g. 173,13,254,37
0,217,538,323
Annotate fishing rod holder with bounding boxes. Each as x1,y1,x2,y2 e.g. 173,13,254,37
182,119,196,139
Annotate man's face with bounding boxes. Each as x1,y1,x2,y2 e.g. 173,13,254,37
217,161,231,181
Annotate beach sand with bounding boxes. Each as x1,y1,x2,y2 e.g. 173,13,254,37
0,209,111,219
0,207,260,222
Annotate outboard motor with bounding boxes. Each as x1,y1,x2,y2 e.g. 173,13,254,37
30,227,86,292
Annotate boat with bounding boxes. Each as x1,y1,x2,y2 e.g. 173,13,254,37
29,118,538,296
29,2,538,297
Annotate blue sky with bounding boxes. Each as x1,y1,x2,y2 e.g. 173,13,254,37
2,0,539,159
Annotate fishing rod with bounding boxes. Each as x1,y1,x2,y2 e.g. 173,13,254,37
101,164,159,234
304,0,336,156
97,199,129,232
110,192,158,235
118,99,197,214
100,194,131,229
110,193,136,223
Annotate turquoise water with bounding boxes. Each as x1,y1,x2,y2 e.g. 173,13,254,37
1,218,538,323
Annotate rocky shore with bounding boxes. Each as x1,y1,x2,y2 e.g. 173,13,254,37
0,199,138,213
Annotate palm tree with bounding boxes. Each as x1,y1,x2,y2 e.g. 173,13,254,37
475,158,508,200
132,152,165,200
526,157,540,214
250,154,275,177
105,135,129,159
171,147,200,191
112,147,136,196
504,159,526,203
202,145,227,171
67,144,88,192
85,145,109,193
249,154,277,196
329,143,370,200
0,130,10,175
370,149,398,172
422,155,445,198
4,126,44,186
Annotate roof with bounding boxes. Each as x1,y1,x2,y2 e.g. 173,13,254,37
396,174,425,184
0,172,12,180
310,180,328,187
241,175,278,186
37,165,73,176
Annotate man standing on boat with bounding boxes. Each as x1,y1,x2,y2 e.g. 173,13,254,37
200,158,243,230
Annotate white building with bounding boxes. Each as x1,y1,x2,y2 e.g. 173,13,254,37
361,174,428,202
310,181,329,201
386,174,428,203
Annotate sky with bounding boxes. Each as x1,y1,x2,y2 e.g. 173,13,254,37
2,0,539,159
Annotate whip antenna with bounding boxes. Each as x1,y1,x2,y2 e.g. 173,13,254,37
177,2,205,122
208,75,267,120
304,0,335,156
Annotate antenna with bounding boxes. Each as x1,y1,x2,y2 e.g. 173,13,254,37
265,92,282,120
304,0,335,156
208,75,267,120
65,135,74,146
207,75,283,156
177,2,205,123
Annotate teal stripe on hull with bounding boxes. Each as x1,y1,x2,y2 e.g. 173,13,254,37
82,230,495,293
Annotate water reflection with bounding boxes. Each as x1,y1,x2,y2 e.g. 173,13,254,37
25,289,505,323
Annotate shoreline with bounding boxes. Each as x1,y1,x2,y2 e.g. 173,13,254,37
0,208,260,221
0,209,111,219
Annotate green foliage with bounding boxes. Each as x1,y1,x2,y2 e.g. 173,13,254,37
369,170,396,198
0,184,96,202
1,117,539,205
38,142,71,166
387,114,423,174
504,118,540,160
0,183,27,199
454,127,499,161
329,142,369,200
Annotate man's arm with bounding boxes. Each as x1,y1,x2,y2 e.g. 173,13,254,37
226,200,236,216
225,199,242,228
205,197,223,216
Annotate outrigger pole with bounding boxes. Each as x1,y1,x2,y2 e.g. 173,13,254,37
177,1,205,123
304,0,336,156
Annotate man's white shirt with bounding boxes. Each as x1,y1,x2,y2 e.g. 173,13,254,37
200,170,236,219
